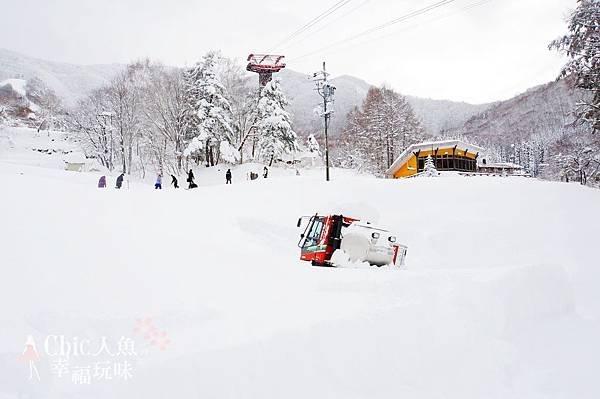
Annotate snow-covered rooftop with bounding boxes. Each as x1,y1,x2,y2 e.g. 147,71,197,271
63,152,88,164
385,139,486,176
0,78,27,97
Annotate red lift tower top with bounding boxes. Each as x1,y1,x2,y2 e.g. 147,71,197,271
246,54,286,87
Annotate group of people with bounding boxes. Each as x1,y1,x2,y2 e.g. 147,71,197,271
153,173,187,190
97,166,268,190
98,174,125,189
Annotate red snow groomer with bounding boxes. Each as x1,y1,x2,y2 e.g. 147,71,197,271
296,214,408,267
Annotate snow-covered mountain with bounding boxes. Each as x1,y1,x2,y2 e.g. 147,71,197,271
449,77,585,145
0,48,489,136
406,96,492,136
0,48,122,107
279,69,373,136
279,68,489,137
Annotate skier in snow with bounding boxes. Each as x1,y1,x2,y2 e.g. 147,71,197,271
263,166,268,179
171,174,179,189
98,175,106,188
226,169,232,184
115,173,124,189
187,169,196,189
155,174,162,189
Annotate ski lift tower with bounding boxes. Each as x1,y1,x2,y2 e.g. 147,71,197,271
246,54,286,87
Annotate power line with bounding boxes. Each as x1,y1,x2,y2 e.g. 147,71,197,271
345,0,494,54
289,0,457,62
270,0,353,52
279,0,373,52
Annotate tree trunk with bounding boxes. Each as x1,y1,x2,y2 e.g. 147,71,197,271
175,139,183,172
205,139,211,166
120,127,126,174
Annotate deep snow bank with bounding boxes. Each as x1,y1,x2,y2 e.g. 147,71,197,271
1,128,600,398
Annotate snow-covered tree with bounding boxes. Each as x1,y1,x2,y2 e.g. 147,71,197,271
307,134,321,154
0,105,7,125
70,69,143,176
548,132,600,185
423,155,438,177
253,79,298,165
137,63,187,174
70,87,117,171
219,140,240,164
183,51,234,166
551,0,600,132
217,57,254,157
70,61,186,176
336,86,425,174
25,78,65,133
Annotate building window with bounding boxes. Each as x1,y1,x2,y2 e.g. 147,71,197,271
417,153,475,173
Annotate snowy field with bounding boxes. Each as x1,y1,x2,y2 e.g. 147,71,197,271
1,127,600,398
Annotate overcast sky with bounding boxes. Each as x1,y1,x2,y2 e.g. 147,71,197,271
0,0,576,103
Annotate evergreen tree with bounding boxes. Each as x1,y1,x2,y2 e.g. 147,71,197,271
423,154,438,177
182,51,234,166
307,134,320,154
254,80,298,166
551,0,600,132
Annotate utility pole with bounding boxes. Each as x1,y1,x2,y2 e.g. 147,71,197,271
313,61,336,181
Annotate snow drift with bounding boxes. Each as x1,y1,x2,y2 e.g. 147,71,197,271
0,127,599,398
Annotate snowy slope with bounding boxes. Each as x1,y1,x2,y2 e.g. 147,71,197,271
449,78,586,145
1,127,599,398
0,48,123,107
0,49,488,136
280,68,489,137
406,95,492,136
0,127,82,169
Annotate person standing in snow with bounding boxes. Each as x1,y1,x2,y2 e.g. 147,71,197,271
115,173,124,189
263,166,268,179
226,169,232,184
171,174,179,189
98,176,106,188
187,169,196,189
155,174,162,190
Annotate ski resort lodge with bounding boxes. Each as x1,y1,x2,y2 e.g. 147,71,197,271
477,162,525,176
385,140,486,178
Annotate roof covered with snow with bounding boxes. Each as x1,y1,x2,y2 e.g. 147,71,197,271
0,78,27,97
385,139,486,176
63,152,88,163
